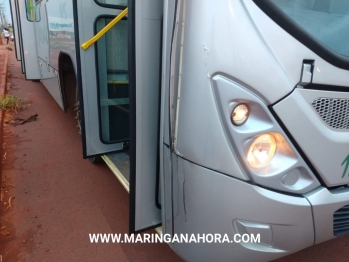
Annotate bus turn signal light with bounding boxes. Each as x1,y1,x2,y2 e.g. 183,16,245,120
231,104,249,126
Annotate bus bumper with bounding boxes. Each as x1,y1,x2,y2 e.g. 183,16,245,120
306,186,349,244
171,158,349,262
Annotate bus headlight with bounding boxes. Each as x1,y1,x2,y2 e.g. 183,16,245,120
247,134,276,168
212,75,321,193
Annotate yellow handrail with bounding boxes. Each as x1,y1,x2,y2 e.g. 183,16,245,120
81,8,128,50
29,0,34,21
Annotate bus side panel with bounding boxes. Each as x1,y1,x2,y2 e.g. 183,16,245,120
10,0,21,61
14,0,25,74
35,0,65,110
40,68,64,110
35,0,50,66
16,0,41,80
46,0,76,71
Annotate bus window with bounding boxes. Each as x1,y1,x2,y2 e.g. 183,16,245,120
95,0,128,8
95,17,129,143
270,0,349,57
25,0,40,22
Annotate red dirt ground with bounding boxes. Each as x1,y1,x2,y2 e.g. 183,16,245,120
0,43,182,262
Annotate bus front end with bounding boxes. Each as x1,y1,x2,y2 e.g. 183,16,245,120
164,0,349,261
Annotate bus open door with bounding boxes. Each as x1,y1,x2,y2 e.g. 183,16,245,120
9,0,21,62
14,0,41,80
74,0,163,233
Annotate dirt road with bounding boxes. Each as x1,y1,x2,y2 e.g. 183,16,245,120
0,48,348,262
0,47,182,261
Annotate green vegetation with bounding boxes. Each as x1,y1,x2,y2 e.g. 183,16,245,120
6,46,12,51
0,94,25,111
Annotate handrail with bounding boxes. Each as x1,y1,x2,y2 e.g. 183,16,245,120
29,0,34,21
81,7,128,50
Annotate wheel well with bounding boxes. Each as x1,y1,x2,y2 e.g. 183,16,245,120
58,53,77,112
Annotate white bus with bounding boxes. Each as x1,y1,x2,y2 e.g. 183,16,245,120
10,0,349,261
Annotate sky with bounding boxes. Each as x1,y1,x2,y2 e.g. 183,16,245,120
2,0,11,25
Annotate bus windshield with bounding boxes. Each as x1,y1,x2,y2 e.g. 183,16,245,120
270,0,349,57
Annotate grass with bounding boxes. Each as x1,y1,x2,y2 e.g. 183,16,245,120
0,94,25,111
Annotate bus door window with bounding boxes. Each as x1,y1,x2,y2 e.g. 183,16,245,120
25,0,40,22
95,0,128,8
95,17,129,144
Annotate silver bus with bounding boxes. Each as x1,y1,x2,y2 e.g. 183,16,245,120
10,0,349,261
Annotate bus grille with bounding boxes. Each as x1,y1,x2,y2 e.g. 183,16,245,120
333,205,349,236
311,98,349,130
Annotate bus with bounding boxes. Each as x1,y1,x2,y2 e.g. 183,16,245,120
9,0,349,261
